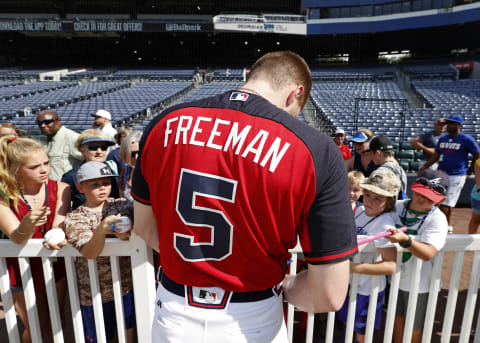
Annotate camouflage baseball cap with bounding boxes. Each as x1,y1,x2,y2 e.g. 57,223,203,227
360,168,401,198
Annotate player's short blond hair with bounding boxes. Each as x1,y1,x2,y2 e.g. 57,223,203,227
348,170,366,186
248,51,312,109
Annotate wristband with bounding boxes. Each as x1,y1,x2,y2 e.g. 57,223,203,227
399,236,412,248
111,224,115,232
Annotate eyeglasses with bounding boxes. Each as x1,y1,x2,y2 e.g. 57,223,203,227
131,151,139,158
415,177,447,195
36,119,58,126
85,145,108,151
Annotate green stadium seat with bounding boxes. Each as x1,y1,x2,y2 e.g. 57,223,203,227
397,150,415,160
414,150,424,161
410,161,421,172
400,142,415,151
399,160,410,172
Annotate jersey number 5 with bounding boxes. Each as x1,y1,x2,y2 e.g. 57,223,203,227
175,168,238,261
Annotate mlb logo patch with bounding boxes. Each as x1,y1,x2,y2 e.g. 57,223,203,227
230,91,249,101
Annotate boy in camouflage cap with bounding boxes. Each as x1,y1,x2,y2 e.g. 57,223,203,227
337,168,400,342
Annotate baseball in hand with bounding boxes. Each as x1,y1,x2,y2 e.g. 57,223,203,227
44,228,66,246
114,216,132,233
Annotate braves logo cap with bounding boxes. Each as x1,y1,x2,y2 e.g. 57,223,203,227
412,169,449,203
360,168,401,198
77,161,117,183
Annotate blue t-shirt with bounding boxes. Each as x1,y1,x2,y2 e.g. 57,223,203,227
436,133,480,175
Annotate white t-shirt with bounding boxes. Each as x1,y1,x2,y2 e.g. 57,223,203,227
391,200,448,293
354,206,396,295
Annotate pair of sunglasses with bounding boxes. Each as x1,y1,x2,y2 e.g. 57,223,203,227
131,151,139,158
36,119,58,126
86,145,108,151
415,177,447,195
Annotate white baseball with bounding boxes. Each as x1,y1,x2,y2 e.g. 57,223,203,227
115,216,132,233
44,228,66,246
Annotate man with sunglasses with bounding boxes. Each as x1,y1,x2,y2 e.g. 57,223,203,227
36,110,83,181
91,109,117,142
418,114,480,232
333,128,351,160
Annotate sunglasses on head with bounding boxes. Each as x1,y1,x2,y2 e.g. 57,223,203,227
131,151,139,158
36,119,58,126
86,145,108,151
415,177,447,195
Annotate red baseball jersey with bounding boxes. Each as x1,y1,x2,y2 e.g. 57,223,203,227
132,91,357,292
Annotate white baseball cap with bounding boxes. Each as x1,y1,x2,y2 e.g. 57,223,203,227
92,109,112,120
335,128,345,135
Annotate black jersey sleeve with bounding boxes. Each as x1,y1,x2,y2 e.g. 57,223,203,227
301,136,358,264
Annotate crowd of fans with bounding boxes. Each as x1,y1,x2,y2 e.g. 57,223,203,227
0,111,141,342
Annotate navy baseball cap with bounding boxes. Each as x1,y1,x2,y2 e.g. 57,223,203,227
412,169,449,203
446,114,463,125
351,132,369,143
80,137,115,146
77,161,117,183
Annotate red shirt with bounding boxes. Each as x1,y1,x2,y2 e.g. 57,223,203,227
7,179,65,289
338,143,352,160
132,91,357,292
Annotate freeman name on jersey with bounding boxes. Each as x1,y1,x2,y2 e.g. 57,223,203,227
164,114,291,173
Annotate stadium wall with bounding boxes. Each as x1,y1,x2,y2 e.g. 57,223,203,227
307,2,480,34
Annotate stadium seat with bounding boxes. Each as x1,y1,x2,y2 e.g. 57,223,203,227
410,161,421,172
397,150,415,160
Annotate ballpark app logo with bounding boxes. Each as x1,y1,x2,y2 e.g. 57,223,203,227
230,91,249,101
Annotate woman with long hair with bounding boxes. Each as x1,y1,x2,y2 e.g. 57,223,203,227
0,135,71,343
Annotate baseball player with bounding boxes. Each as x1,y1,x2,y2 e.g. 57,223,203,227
132,51,358,342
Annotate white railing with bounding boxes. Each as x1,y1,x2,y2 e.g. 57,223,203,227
0,233,156,343
287,234,480,343
1,234,480,343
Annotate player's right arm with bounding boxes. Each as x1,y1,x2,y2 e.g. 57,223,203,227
290,136,357,313
133,201,159,252
282,260,350,313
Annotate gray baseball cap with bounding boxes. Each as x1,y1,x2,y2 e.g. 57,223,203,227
76,161,117,183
